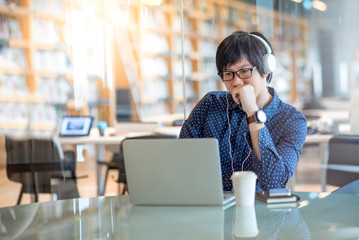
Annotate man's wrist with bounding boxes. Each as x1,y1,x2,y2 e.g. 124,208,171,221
246,109,267,124
246,107,259,117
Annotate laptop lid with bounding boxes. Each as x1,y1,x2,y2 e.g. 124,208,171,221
59,116,93,137
123,138,233,206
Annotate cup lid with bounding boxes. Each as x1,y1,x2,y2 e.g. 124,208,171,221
231,171,257,179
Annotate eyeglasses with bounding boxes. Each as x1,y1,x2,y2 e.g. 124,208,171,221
218,66,257,81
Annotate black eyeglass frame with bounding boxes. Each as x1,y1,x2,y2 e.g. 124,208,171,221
218,66,257,81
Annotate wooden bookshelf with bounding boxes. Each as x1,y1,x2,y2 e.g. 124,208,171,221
0,0,309,127
112,0,309,121
0,0,115,134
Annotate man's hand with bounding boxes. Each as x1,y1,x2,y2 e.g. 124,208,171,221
232,84,259,116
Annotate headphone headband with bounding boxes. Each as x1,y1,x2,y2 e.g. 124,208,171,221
249,33,276,73
249,33,272,54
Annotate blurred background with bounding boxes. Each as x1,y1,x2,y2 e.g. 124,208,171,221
0,0,358,207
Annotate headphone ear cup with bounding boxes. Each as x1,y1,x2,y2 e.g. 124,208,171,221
263,53,277,74
249,33,276,74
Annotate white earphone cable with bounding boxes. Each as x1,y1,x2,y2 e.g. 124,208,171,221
226,92,253,175
226,93,234,174
241,151,251,171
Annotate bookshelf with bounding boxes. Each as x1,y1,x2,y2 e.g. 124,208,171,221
0,0,309,127
112,0,308,122
0,0,114,136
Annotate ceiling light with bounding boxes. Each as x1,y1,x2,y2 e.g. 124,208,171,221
313,0,327,11
141,0,163,6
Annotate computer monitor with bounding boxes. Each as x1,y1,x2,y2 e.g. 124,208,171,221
59,116,93,137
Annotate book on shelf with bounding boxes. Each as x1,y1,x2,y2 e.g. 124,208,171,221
174,37,192,56
141,33,169,55
8,18,23,39
141,58,169,78
198,40,217,58
256,191,300,204
32,18,60,44
2,47,28,68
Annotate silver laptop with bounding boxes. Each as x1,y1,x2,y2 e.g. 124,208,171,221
122,138,234,206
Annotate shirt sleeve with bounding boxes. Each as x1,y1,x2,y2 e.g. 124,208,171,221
247,111,307,190
179,93,211,138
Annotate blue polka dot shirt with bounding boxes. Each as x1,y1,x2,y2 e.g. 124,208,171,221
179,87,307,191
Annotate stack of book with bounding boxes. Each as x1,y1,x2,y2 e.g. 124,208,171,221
256,190,300,204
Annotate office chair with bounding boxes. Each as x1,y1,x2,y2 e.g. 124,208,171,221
326,135,359,189
5,137,82,205
98,134,177,195
332,179,359,194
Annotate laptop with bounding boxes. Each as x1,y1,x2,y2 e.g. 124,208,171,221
122,138,235,206
59,116,93,137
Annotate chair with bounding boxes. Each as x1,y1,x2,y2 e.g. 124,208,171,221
98,134,177,195
333,179,359,194
349,90,359,134
325,135,359,190
5,136,81,204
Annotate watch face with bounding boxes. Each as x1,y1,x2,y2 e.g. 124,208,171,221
256,110,267,123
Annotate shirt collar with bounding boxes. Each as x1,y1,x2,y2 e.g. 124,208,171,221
264,87,280,121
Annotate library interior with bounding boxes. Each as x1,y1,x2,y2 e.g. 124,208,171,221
0,0,359,239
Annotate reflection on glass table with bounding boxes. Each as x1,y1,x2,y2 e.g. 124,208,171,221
0,192,359,239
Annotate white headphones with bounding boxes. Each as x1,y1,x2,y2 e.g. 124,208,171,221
249,33,276,74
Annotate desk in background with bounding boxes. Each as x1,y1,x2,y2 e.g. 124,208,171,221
59,127,181,195
302,109,349,124
1,191,358,239
60,131,151,195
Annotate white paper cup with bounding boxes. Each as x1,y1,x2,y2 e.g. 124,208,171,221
231,171,257,206
234,206,259,238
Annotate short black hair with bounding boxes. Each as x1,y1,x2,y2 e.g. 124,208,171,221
215,30,274,83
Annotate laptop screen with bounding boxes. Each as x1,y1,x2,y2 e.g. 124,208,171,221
59,116,93,137
122,138,231,206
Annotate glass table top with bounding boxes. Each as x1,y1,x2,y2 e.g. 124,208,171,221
0,192,358,240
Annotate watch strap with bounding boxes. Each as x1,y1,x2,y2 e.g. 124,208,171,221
246,115,256,124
